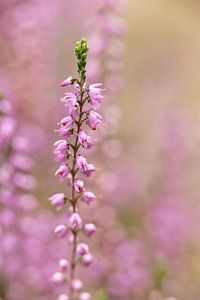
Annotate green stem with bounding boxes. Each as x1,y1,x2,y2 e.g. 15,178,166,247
68,83,84,300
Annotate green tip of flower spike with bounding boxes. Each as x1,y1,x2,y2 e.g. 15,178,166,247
75,38,89,82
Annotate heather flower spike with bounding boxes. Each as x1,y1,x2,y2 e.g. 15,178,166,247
50,38,104,300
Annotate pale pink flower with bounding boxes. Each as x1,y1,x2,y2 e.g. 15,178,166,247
55,165,69,182
88,111,103,130
49,193,65,209
59,259,69,273
60,76,73,87
78,131,94,149
74,179,84,193
54,224,68,238
82,253,93,267
68,213,82,231
76,243,89,256
80,292,92,300
83,223,96,237
71,279,83,292
83,191,96,205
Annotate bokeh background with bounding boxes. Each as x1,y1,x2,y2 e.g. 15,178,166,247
1,1,200,299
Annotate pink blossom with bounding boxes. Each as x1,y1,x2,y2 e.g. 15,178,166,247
76,155,87,170
89,83,104,95
57,126,72,139
78,131,94,149
52,272,65,286
58,295,69,300
0,209,15,227
55,165,69,182
88,111,103,130
60,76,73,87
74,179,84,193
11,154,33,171
83,223,96,237
54,140,68,151
54,224,68,238
61,92,77,114
49,193,65,209
68,213,82,231
60,116,73,128
82,253,93,267
89,83,104,110
80,292,92,300
84,163,96,177
12,173,36,190
76,155,96,177
0,117,16,144
54,140,68,162
71,279,83,292
59,259,69,273
76,243,89,256
83,191,96,205
12,135,30,152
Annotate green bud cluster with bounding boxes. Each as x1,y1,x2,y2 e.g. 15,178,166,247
75,38,89,82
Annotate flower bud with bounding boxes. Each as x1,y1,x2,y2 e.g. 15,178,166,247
60,116,73,128
80,292,92,300
68,213,82,231
52,272,65,286
58,295,69,300
82,253,93,267
82,191,95,205
11,154,33,171
60,76,73,87
88,111,102,130
71,279,83,292
54,224,68,238
59,259,69,273
76,243,89,256
76,156,95,177
83,223,96,237
74,179,84,193
78,131,94,149
49,193,65,209
55,165,69,182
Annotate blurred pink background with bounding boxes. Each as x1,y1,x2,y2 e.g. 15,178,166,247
1,1,200,300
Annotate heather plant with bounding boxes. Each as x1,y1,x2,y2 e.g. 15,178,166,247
0,92,38,299
87,0,126,92
0,92,60,300
50,38,104,300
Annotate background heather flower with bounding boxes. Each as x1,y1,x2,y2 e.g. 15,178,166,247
0,92,61,300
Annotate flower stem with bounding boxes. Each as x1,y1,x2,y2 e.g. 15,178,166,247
69,83,84,300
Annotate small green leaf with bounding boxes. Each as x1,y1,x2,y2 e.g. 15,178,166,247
153,257,167,291
94,289,108,300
